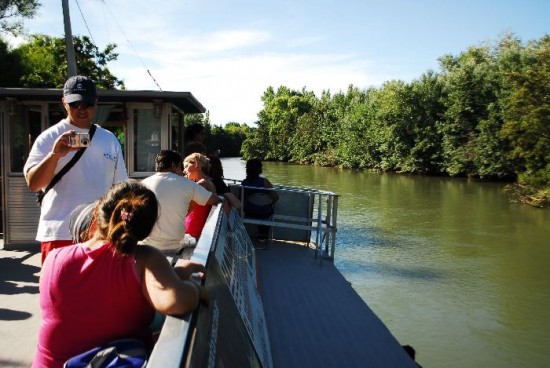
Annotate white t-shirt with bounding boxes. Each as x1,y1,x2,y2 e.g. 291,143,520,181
140,172,212,252
24,119,128,241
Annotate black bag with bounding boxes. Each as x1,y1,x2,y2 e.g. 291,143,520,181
36,124,97,206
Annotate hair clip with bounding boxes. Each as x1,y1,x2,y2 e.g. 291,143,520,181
121,208,134,221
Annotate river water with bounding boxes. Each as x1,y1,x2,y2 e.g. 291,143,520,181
221,157,550,368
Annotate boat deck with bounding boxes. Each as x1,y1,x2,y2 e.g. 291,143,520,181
0,241,417,368
0,247,41,368
255,240,416,368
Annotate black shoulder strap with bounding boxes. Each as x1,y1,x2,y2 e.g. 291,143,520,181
43,124,97,195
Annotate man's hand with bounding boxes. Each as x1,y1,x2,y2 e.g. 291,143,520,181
52,130,81,157
26,130,81,191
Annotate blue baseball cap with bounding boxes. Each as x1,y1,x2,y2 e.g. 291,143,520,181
63,76,97,105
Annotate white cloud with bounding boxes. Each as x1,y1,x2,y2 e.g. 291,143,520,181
99,23,385,125
116,46,386,125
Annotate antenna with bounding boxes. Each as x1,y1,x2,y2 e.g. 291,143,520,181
74,0,96,45
100,1,164,91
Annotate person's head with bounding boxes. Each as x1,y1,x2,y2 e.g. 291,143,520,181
184,123,206,144
156,150,183,175
183,141,207,157
183,152,210,178
209,156,224,180
95,180,159,255
246,158,263,180
62,75,97,128
69,202,97,243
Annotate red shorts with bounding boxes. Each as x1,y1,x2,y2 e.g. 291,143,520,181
41,240,74,265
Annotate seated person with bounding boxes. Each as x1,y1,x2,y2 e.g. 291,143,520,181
33,180,208,368
183,153,217,250
209,155,241,213
241,158,279,242
68,201,96,244
140,150,220,258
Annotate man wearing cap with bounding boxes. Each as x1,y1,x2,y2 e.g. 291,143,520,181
24,75,128,264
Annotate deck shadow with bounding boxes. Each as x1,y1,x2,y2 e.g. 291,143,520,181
0,308,33,321
0,251,40,296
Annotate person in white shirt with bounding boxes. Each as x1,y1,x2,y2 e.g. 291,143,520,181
24,75,128,264
140,150,220,257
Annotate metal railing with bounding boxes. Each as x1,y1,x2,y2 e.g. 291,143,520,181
148,183,340,367
147,203,225,368
228,181,339,261
148,202,273,368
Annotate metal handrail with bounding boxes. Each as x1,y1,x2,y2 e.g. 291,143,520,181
228,182,339,261
147,203,224,367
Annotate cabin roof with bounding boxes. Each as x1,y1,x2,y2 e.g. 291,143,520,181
0,87,206,113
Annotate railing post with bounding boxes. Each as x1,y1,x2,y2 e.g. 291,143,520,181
316,192,323,264
325,194,332,259
330,195,338,261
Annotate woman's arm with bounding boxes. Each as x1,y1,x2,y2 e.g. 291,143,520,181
137,246,208,315
224,192,241,209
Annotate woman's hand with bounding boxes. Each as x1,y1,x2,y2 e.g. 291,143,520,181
174,259,206,280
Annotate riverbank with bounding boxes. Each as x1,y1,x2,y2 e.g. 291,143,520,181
504,182,550,208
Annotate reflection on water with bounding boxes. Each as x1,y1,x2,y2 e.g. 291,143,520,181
222,157,550,368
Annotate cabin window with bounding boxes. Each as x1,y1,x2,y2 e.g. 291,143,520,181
48,102,66,128
171,110,185,152
133,108,161,172
10,104,42,173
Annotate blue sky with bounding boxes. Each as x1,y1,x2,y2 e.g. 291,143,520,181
8,0,549,126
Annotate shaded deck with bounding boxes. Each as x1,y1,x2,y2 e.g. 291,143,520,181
0,247,41,368
256,241,416,368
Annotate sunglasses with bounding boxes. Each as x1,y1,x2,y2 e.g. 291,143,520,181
68,101,95,109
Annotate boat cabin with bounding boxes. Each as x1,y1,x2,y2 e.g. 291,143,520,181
0,87,206,249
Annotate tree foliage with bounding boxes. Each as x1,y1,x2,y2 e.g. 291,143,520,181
0,0,40,36
241,34,549,206
500,35,550,187
9,34,124,88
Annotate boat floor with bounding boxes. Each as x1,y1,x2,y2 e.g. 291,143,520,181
0,242,417,368
0,247,41,368
255,240,416,368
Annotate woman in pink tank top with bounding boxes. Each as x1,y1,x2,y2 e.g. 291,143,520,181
33,180,208,368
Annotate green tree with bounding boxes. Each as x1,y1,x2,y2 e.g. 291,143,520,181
184,111,210,126
438,44,502,177
370,80,415,171
256,86,315,161
332,85,376,169
0,37,23,86
501,35,550,188
291,90,340,166
241,88,274,159
210,122,251,157
406,71,446,174
13,34,124,88
0,0,40,35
